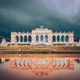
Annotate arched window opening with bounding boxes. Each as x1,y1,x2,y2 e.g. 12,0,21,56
53,36,56,42
57,35,60,42
36,35,39,42
45,35,48,42
28,36,32,42
24,36,27,42
61,35,64,42
40,35,44,42
16,36,19,42
20,36,23,42
66,35,69,42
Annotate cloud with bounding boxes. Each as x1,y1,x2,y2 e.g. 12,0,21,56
0,0,80,23
0,8,34,25
42,0,80,15
0,0,80,38
39,0,80,22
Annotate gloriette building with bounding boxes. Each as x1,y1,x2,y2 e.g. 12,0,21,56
11,26,74,45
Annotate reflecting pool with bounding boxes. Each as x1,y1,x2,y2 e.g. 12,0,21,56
0,57,80,80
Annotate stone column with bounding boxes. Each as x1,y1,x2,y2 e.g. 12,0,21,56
11,32,18,43
56,36,57,42
39,35,40,43
44,35,45,42
31,34,36,45
18,36,20,42
27,36,29,42
48,33,53,45
68,32,74,44
60,36,61,42
23,36,24,42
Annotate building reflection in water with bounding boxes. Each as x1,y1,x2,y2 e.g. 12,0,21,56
10,58,75,76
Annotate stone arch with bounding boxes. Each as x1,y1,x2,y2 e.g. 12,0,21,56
53,36,56,42
24,36,27,42
57,35,60,42
45,35,48,42
40,35,44,42
61,35,64,42
16,36,19,42
36,35,39,42
20,36,23,42
28,35,32,42
66,35,69,42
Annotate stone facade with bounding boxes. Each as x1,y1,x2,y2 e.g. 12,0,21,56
11,26,74,45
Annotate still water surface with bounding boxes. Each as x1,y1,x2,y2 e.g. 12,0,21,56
0,57,80,80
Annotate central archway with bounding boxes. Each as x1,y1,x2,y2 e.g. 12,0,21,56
40,35,44,42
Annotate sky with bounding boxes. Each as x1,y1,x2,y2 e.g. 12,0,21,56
0,0,80,39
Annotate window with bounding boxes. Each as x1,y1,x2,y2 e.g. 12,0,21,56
28,36,32,42
40,35,44,42
57,35,60,42
36,35,39,42
45,35,48,42
24,36,27,42
66,35,69,42
61,35,64,42
53,36,56,42
20,36,23,42
16,36,19,42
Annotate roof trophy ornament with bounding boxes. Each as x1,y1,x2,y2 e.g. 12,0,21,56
40,26,44,29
